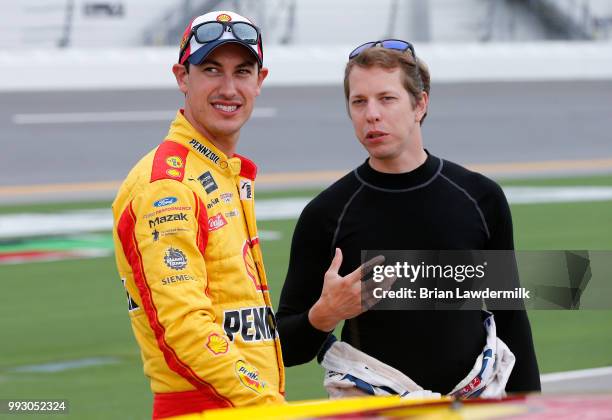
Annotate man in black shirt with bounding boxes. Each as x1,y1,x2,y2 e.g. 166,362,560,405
276,40,540,394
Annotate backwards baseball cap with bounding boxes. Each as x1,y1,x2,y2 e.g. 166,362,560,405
179,11,263,67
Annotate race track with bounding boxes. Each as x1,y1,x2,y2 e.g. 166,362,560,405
1,80,611,202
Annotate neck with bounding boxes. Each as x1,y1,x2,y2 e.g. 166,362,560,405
183,108,238,157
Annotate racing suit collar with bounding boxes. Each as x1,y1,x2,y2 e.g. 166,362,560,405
165,110,258,180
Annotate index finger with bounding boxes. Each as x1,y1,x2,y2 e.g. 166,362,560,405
346,254,385,282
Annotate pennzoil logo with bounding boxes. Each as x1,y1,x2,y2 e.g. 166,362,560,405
166,156,183,168
217,13,232,22
206,333,229,355
223,306,277,342
235,360,265,394
189,139,221,165
166,169,181,178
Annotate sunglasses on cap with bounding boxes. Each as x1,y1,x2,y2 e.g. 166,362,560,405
349,39,416,60
179,20,261,63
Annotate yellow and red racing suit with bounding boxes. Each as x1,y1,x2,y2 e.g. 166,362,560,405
112,110,285,419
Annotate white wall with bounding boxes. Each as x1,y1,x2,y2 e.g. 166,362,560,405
1,41,611,92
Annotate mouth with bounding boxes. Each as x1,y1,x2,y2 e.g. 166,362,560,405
365,131,389,141
211,102,241,114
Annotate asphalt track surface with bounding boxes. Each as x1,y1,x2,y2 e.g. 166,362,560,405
1,80,611,201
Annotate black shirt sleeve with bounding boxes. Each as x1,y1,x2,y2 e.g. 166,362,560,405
482,182,541,392
276,198,335,366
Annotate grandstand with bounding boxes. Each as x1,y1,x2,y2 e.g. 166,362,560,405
1,0,611,49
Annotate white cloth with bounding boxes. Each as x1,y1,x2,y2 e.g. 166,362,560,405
319,312,515,399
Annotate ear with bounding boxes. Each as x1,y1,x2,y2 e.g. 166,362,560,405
254,66,269,96
416,91,429,122
172,63,189,95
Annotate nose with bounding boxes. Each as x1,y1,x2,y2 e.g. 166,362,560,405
217,74,238,98
365,101,381,123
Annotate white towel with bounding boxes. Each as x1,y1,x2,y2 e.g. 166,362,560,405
319,312,515,399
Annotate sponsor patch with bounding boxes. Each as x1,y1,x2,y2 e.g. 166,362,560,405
206,333,229,355
242,241,259,289
180,31,189,51
157,227,190,239
165,156,184,168
153,197,178,207
217,13,232,22
122,278,140,312
189,139,221,165
225,208,239,218
223,306,277,342
164,247,187,270
166,169,181,178
220,192,233,203
235,360,265,394
162,274,194,285
148,213,188,228
208,213,228,231
197,171,218,194
207,197,220,210
143,206,192,219
240,179,253,200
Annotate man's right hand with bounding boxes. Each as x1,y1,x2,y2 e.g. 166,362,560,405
308,248,389,332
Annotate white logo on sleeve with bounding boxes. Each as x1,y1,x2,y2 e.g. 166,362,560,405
240,179,253,200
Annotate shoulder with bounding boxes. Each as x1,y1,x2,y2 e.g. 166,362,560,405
149,141,191,183
439,158,505,202
300,169,362,222
113,142,198,217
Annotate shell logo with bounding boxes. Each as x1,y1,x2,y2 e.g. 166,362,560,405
242,241,262,290
235,360,265,393
206,333,229,355
166,169,181,178
166,156,183,168
217,13,232,22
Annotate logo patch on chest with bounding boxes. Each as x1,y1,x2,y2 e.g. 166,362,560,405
208,213,228,231
198,171,218,194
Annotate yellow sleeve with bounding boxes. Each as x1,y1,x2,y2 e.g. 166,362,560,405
116,179,284,406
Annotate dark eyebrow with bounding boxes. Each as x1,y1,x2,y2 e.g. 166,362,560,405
200,59,257,69
201,59,222,67
236,60,257,69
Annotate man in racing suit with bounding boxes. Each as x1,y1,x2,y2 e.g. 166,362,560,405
112,11,285,419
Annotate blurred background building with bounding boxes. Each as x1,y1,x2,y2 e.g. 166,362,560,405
1,0,611,49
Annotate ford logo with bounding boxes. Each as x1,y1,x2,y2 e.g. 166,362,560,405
154,197,178,207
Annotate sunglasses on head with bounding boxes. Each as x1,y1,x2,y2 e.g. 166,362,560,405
179,20,261,63
349,39,416,60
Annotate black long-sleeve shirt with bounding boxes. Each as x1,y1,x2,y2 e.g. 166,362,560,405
277,153,541,394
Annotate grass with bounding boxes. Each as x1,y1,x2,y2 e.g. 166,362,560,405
1,174,611,417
